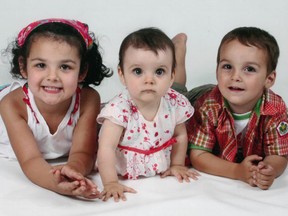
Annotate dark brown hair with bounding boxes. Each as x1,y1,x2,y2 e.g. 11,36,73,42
118,27,176,72
216,27,279,75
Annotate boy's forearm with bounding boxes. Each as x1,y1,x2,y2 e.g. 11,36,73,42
264,155,288,177
190,150,239,179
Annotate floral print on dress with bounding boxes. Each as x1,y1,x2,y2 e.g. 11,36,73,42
97,88,194,179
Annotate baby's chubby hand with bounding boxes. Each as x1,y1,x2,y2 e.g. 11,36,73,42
160,165,200,182
100,182,137,202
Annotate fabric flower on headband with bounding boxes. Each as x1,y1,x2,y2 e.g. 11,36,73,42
17,18,93,49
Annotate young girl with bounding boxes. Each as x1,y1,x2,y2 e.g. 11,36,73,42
0,18,112,199
96,27,199,202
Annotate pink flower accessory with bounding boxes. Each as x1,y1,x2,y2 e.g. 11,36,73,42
17,18,93,49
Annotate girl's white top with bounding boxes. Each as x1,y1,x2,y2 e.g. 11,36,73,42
0,81,80,160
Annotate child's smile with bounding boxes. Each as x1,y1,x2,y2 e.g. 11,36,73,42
217,39,275,114
23,37,82,110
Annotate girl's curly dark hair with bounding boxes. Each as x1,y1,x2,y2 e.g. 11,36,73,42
5,22,112,86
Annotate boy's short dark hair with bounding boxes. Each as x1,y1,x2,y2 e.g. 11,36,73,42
216,27,279,75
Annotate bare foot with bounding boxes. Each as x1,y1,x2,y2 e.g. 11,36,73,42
172,33,187,85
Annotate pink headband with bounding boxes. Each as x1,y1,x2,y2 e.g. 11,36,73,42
17,18,93,49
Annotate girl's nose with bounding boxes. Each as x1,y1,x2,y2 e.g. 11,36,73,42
47,69,59,81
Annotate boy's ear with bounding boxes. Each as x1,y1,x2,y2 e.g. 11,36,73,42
265,71,276,88
18,57,27,78
118,66,126,86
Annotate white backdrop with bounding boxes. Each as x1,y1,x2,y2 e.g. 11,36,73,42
0,0,287,103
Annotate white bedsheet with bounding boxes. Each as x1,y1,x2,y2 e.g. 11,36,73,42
0,157,287,216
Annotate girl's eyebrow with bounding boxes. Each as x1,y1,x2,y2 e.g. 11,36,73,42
60,59,78,64
29,58,77,64
29,57,46,62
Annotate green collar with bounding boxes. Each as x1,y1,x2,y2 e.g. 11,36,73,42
224,96,262,117
232,112,251,120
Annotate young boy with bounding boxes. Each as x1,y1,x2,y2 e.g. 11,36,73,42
173,27,288,190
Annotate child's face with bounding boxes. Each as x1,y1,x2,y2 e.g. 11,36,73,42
118,46,174,107
216,39,275,114
20,37,85,109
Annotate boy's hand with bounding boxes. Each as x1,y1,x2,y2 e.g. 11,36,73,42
253,161,276,190
161,165,200,182
236,155,262,186
100,182,137,202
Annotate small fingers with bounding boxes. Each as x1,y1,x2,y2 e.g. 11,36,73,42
52,169,62,183
100,184,137,202
81,183,100,199
124,186,137,194
72,183,100,198
247,177,257,187
252,171,274,190
174,172,184,183
100,190,125,202
254,179,272,190
61,166,84,181
114,191,126,202
85,178,97,188
182,174,191,183
176,170,200,182
160,170,170,178
56,180,81,196
187,170,200,180
161,167,200,182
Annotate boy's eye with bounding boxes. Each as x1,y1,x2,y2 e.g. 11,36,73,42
223,64,232,70
244,66,256,72
155,68,165,76
133,68,142,76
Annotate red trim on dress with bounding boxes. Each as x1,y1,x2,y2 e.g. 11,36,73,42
118,138,177,155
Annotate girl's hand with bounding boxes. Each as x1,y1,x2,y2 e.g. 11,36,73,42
51,165,100,199
100,182,137,202
161,165,200,182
